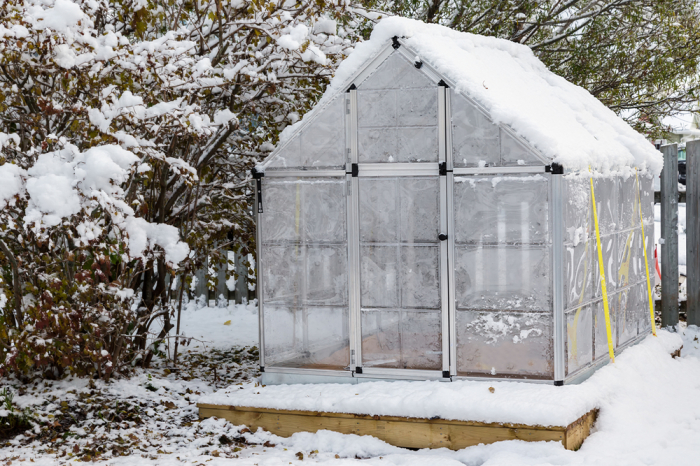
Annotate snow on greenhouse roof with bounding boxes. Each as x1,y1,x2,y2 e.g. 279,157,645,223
266,17,662,176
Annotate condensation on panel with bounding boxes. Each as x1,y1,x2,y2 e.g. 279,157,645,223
564,240,592,311
357,90,396,128
302,180,346,243
500,129,542,166
566,305,593,375
619,176,641,231
361,309,441,370
305,245,348,306
359,178,399,243
358,126,438,163
617,228,644,289
453,176,549,244
359,52,434,90
400,178,439,243
266,97,345,170
400,245,440,309
454,244,550,311
261,179,302,243
451,93,500,167
593,297,617,360
615,287,636,346
634,282,653,334
262,245,304,305
593,234,618,299
563,175,591,244
456,310,553,378
264,305,349,369
398,89,438,127
361,245,399,308
592,177,619,235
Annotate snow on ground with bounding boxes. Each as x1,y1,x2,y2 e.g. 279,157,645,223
2,303,700,465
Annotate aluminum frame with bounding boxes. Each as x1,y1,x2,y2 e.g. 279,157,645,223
255,184,265,370
264,170,345,178
438,85,450,376
348,88,362,371
551,174,566,383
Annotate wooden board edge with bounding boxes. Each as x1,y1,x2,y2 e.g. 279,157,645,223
563,409,598,451
197,403,568,432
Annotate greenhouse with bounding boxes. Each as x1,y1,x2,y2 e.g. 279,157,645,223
252,19,662,385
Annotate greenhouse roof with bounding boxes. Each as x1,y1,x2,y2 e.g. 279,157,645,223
265,17,663,176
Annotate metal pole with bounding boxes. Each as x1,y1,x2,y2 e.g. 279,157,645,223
660,144,679,328
686,140,700,325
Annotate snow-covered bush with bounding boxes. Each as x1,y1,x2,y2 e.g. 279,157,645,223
0,0,363,379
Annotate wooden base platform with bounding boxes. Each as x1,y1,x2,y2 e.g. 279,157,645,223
198,403,598,451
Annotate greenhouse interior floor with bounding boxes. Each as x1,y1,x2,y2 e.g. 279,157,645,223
198,331,683,452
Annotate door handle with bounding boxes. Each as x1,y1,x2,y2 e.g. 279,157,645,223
438,234,448,241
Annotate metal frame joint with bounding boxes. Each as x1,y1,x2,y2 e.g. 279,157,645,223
392,36,401,49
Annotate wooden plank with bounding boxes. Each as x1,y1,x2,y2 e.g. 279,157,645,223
687,140,700,326
198,404,598,451
660,144,679,327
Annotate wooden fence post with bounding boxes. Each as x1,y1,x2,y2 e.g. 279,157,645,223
660,144,679,328
687,140,700,326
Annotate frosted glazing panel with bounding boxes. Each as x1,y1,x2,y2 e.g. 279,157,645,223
401,246,439,308
359,52,434,90
264,305,349,369
361,245,399,308
306,245,347,306
593,297,617,359
454,245,550,311
451,93,499,167
500,129,542,166
358,90,396,128
454,176,549,244
456,311,553,378
619,176,640,231
397,89,438,127
361,309,400,368
634,283,652,333
298,96,345,168
262,245,303,305
359,178,399,242
361,309,442,370
400,178,439,242
264,133,301,169
565,240,593,310
615,288,636,346
640,175,654,224
302,180,346,242
359,127,438,163
592,177,619,235
261,180,302,242
593,234,618,298
566,305,593,375
617,229,644,288
564,176,591,244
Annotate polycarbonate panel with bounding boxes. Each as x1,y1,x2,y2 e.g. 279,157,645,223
260,180,302,242
262,245,303,305
397,89,438,126
302,181,346,242
305,245,348,305
454,244,550,311
640,174,654,224
593,234,618,298
357,90,396,128
451,94,500,167
359,52,434,90
634,282,653,333
617,229,644,288
400,178,440,242
361,245,399,308
264,305,349,369
500,129,542,166
615,287,636,346
400,245,439,308
619,176,641,231
360,309,442,370
265,96,345,170
592,177,619,235
563,175,591,244
456,310,553,378
566,305,593,375
358,127,438,163
593,297,617,359
359,178,399,242
453,175,548,244
564,240,593,310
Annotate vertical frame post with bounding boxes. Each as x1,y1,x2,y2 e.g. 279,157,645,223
438,84,450,378
551,172,565,384
254,175,265,371
445,88,457,377
347,88,362,372
660,144,679,328
686,140,700,325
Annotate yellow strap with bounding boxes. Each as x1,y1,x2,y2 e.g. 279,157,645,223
636,169,658,336
590,170,615,362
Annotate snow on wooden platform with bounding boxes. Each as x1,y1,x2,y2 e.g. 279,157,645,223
198,332,682,451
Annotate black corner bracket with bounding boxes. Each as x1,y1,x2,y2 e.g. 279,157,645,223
260,366,265,373
554,380,563,386
355,366,363,374
392,36,401,49
438,79,449,88
546,163,564,174
346,83,357,93
414,60,423,69
442,370,450,378
251,166,264,179
347,163,358,177
439,161,447,176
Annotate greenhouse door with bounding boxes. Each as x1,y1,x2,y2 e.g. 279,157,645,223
352,168,449,377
